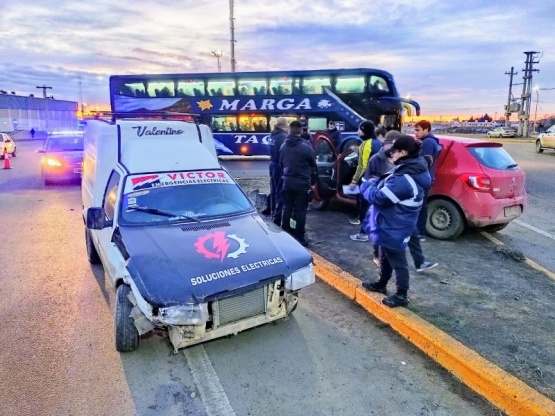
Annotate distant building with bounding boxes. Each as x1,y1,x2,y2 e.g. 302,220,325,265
0,94,78,133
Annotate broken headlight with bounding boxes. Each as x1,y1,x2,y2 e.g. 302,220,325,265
284,263,315,291
159,303,208,325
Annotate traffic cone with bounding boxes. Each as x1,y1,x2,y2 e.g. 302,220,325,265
3,149,12,169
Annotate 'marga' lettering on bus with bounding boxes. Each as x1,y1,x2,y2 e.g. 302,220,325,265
219,98,311,111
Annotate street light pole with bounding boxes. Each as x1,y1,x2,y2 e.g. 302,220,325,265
211,50,223,72
534,86,539,132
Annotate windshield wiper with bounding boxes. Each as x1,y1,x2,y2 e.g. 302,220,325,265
506,164,518,169
128,206,201,222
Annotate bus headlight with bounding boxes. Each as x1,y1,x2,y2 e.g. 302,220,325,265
159,303,208,325
284,263,315,291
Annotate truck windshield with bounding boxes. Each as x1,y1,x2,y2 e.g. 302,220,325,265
120,170,254,224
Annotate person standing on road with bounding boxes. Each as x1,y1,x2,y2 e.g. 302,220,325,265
349,120,383,241
30,128,35,139
414,120,441,241
360,135,431,307
279,120,318,247
267,117,289,225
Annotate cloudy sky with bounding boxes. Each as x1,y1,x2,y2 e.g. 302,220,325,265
1,0,554,120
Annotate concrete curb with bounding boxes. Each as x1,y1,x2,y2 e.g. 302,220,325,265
310,251,555,416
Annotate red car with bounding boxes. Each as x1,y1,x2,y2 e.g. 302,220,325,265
310,132,527,240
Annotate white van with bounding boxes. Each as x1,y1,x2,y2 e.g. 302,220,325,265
82,118,315,352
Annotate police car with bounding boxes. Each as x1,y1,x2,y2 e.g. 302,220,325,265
38,132,84,184
82,118,314,352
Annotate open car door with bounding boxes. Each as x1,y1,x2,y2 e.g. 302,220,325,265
311,132,338,209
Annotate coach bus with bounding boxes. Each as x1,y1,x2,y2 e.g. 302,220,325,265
109,68,419,156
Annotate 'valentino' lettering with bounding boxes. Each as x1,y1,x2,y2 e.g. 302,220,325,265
132,126,184,137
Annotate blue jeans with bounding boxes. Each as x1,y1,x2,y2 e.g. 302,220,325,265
416,192,428,237
408,231,425,268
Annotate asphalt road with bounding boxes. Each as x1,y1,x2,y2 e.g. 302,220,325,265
0,141,497,416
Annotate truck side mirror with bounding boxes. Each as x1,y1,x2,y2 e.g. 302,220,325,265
86,207,113,230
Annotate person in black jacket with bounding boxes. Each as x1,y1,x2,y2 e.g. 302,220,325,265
267,117,289,225
279,120,318,247
326,121,342,153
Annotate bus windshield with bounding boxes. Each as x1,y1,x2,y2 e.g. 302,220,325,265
109,68,419,156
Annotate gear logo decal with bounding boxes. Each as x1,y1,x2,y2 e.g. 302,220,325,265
194,231,249,262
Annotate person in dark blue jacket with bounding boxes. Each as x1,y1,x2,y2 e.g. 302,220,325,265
360,135,431,307
414,120,441,240
267,117,288,225
279,120,318,247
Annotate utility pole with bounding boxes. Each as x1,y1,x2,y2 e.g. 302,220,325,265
229,0,236,72
504,67,517,128
36,85,52,99
211,50,223,72
518,51,540,137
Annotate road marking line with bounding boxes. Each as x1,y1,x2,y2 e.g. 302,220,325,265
514,219,555,241
183,346,236,416
480,231,555,281
311,250,555,416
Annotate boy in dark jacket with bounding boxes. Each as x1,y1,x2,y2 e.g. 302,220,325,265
360,135,431,307
414,120,441,240
279,120,318,247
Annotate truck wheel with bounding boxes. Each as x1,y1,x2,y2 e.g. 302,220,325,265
115,284,139,353
85,228,101,264
426,199,465,240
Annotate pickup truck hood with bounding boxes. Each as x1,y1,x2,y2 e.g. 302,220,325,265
119,215,311,306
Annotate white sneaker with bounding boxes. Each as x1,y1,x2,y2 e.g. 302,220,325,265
416,261,438,272
350,233,369,242
349,217,361,225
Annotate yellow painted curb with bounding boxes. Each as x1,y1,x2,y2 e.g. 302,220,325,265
310,251,555,416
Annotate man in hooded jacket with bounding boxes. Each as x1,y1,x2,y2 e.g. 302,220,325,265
279,120,318,247
360,135,431,307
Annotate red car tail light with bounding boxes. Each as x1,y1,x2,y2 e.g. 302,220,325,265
459,173,491,192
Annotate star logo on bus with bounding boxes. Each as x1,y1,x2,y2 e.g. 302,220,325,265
197,100,213,111
317,99,332,109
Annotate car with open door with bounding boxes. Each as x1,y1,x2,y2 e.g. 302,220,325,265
310,132,527,240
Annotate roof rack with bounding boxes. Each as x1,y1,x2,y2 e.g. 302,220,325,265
85,111,201,124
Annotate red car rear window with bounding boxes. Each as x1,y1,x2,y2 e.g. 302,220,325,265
465,146,518,170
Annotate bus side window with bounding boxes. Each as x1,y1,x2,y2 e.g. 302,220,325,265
335,76,365,93
301,76,331,94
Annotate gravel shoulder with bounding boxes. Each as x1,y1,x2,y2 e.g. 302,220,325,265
236,177,555,401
